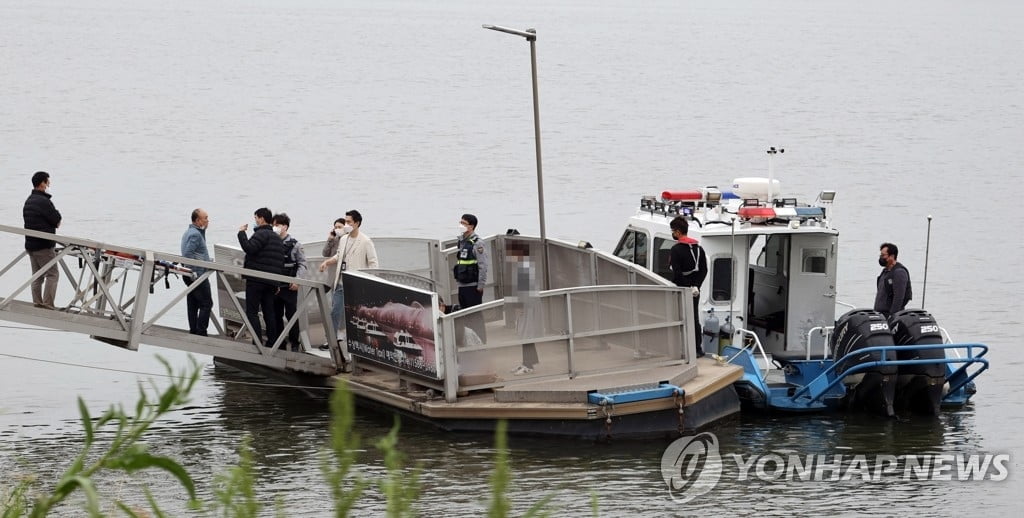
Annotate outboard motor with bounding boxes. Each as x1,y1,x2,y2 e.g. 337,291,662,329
890,309,946,415
830,309,898,416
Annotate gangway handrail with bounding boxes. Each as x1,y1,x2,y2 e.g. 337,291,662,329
789,343,989,405
728,328,771,381
0,224,342,367
0,224,333,291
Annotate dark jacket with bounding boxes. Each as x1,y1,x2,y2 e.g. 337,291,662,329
23,189,62,251
237,225,285,286
670,237,708,292
874,262,912,316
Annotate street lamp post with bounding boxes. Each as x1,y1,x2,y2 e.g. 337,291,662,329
483,24,548,287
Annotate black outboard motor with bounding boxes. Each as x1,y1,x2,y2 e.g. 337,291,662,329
830,309,898,417
890,309,946,415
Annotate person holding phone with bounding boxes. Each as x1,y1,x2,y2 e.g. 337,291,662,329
318,210,379,352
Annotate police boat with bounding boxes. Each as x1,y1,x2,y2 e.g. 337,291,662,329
612,171,988,416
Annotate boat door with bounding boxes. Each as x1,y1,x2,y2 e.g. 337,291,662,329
785,232,838,352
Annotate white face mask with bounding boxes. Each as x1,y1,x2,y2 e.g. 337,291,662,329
458,224,468,235
342,224,354,235
273,225,284,235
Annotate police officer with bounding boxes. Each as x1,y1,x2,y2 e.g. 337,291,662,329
272,213,308,352
453,214,489,342
454,214,489,308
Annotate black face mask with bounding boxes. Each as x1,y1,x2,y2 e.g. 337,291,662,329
878,257,888,267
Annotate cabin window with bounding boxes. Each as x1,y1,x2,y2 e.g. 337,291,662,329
653,237,674,280
801,248,828,274
711,257,733,301
613,229,648,268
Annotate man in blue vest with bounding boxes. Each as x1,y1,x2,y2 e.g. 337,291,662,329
181,208,213,336
453,214,489,342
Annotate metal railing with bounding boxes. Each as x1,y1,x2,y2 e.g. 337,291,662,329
0,224,342,370
790,343,989,405
728,328,771,381
438,284,693,402
805,326,834,359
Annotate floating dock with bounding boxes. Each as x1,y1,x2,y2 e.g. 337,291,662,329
0,224,741,439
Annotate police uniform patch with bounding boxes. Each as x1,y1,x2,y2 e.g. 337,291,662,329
475,245,485,254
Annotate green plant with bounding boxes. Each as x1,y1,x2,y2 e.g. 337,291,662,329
321,379,368,518
2,364,594,517
209,436,261,518
23,356,201,517
1,477,33,518
487,420,510,518
375,417,421,518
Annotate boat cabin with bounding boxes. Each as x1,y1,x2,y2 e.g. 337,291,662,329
613,178,840,356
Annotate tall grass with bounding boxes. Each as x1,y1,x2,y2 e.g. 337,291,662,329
1,358,583,517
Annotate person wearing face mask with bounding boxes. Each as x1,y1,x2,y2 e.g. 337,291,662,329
238,207,285,348
318,209,379,354
319,217,348,344
453,213,489,342
22,171,62,310
181,208,214,336
272,213,308,352
873,242,913,318
322,217,347,258
668,216,708,357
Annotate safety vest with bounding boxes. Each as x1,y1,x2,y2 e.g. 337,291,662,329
282,236,299,277
454,235,480,283
457,235,478,265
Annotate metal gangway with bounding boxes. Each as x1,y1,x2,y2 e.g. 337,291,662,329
2,223,702,406
0,224,341,376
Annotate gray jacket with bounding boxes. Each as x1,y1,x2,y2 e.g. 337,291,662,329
180,224,211,276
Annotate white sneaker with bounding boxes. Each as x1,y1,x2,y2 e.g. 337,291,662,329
511,364,534,375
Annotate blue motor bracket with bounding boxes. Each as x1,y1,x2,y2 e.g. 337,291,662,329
722,345,771,409
779,358,828,387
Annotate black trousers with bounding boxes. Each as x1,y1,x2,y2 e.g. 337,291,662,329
184,277,213,336
274,288,300,349
458,285,487,343
245,282,279,347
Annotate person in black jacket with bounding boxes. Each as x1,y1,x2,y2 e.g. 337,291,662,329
237,207,285,348
669,216,708,357
874,242,913,318
23,171,62,309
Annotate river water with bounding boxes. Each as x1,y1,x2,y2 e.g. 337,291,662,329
2,0,1022,515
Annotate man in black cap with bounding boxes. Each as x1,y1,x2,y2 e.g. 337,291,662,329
23,171,62,309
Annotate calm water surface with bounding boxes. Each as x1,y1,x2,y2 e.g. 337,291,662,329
2,0,1023,515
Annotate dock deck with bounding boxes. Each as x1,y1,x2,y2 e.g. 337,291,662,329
338,357,741,422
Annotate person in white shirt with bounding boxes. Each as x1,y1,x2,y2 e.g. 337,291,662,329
318,209,379,352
